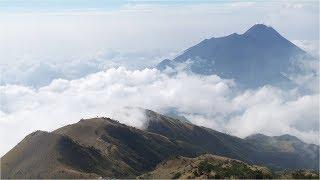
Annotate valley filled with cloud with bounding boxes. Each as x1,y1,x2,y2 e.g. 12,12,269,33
0,0,319,157
1,65,319,156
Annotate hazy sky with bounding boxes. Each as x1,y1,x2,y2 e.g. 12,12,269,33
0,0,319,156
1,0,319,86
0,1,318,53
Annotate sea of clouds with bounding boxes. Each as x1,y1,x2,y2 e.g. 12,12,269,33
0,40,318,157
1,64,319,156
0,0,319,156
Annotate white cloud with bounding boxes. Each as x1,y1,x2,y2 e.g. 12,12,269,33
287,57,319,94
1,67,318,156
0,1,318,157
226,89,319,143
0,1,318,87
292,40,319,58
0,49,178,87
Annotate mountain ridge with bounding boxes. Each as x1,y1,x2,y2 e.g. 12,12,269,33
1,109,318,179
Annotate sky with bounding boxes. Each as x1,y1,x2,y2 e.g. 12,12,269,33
1,0,319,86
0,0,319,156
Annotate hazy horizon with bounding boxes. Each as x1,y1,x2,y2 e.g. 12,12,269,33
0,0,319,157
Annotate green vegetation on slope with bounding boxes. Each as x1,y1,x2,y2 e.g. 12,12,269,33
138,154,273,179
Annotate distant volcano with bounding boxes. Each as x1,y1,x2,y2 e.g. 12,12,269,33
157,24,310,88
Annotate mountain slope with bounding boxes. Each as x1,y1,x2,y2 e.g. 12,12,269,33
145,110,256,163
138,154,273,179
1,117,201,179
53,117,201,175
245,133,319,170
139,154,319,179
157,24,309,88
1,110,319,178
0,131,102,178
145,110,319,170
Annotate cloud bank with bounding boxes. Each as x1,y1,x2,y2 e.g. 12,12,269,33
0,0,318,157
0,1,318,87
0,49,178,87
1,67,318,156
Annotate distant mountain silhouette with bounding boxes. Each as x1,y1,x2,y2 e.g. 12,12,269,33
157,24,309,88
2,109,318,178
